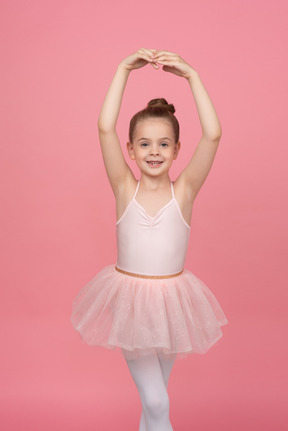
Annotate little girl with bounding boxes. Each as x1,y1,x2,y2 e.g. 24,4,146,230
71,48,228,431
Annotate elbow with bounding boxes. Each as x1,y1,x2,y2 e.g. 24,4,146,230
213,123,222,141
98,119,113,134
217,123,223,139
97,117,106,133
214,131,222,142
210,125,222,142
203,131,222,143
203,124,222,142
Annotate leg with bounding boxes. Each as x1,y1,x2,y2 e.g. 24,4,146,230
158,353,176,388
139,409,146,431
125,353,174,431
138,353,176,430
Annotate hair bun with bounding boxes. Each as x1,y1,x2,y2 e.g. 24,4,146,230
147,98,175,114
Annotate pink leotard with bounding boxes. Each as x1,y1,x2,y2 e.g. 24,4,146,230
116,181,191,276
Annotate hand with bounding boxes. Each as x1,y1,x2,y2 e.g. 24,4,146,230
151,50,196,79
120,48,159,71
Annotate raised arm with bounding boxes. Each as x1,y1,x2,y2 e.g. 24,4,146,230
152,50,222,200
98,49,158,195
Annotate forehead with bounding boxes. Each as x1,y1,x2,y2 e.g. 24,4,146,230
133,118,174,139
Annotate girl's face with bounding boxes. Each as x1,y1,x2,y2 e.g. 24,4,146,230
127,118,180,177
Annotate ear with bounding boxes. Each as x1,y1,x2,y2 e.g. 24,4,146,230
127,141,135,160
173,141,181,160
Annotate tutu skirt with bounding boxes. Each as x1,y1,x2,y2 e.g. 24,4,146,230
71,265,228,360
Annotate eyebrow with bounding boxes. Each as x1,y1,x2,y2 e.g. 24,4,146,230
137,137,173,142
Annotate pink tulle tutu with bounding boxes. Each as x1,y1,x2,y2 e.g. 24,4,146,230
71,265,228,360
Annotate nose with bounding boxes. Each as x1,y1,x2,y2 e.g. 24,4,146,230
150,144,159,156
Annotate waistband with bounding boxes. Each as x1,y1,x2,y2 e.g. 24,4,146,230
115,266,183,279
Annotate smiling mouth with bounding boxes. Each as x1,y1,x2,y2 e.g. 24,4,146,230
146,161,163,165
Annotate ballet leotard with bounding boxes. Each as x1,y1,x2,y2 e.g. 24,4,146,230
71,181,228,360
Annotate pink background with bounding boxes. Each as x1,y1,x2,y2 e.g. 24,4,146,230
1,0,287,430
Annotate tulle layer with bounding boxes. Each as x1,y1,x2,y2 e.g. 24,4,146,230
71,265,228,360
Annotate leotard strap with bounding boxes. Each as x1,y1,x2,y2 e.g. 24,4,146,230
171,181,175,199
133,181,140,200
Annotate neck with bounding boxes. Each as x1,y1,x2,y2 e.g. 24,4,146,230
139,174,171,191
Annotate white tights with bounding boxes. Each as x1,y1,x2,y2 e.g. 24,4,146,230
125,352,176,431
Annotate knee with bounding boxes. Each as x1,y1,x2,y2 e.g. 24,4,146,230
143,390,170,419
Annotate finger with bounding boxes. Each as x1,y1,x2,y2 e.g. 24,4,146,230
146,48,158,53
138,48,156,60
135,52,153,64
150,62,159,69
152,50,177,58
154,51,178,58
139,47,157,53
138,48,153,56
153,49,176,55
156,59,180,67
153,55,180,64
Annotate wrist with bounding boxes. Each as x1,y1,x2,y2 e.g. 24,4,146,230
186,69,198,81
186,70,200,87
117,62,132,74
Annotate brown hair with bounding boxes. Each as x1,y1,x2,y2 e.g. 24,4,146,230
129,98,180,143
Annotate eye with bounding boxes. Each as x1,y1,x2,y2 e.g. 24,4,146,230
140,142,149,147
160,142,168,147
